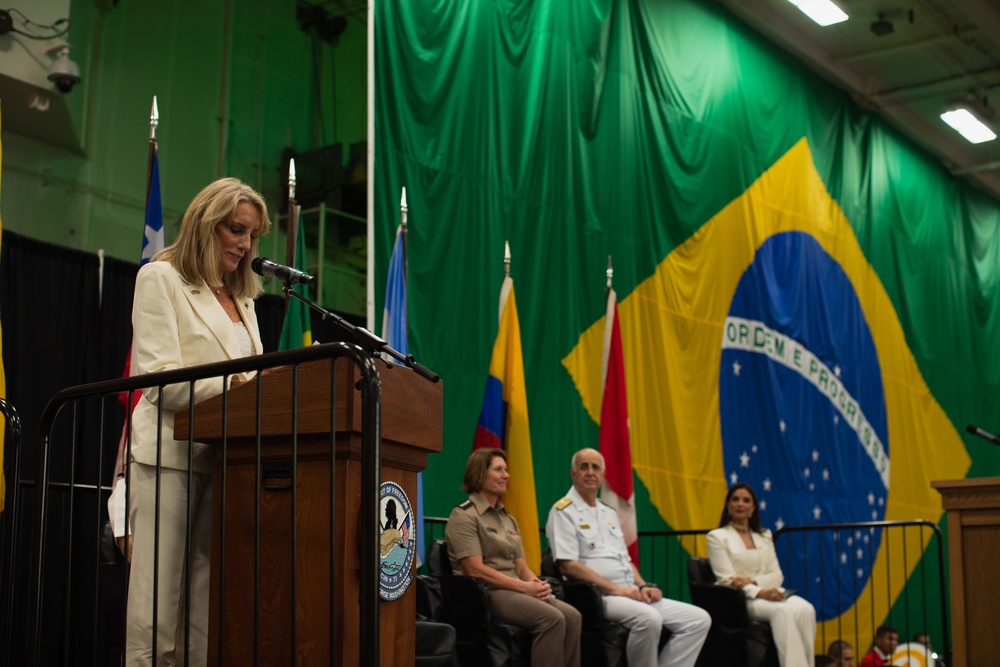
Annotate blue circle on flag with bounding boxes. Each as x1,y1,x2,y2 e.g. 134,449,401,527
719,231,888,621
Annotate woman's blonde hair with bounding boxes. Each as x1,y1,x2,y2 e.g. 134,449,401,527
153,178,271,299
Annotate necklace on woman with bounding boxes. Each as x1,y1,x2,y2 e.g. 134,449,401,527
210,285,227,296
730,521,751,534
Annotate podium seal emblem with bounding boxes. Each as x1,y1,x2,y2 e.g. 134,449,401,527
378,481,415,601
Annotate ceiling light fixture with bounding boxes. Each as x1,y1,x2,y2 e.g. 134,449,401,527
940,108,997,144
787,0,848,26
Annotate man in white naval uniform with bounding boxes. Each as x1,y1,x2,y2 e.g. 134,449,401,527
546,448,710,667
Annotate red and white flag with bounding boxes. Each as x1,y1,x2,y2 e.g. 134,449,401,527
599,287,638,564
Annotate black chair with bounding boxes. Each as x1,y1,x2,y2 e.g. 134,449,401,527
428,539,531,667
686,557,778,667
415,575,460,667
542,547,674,667
540,548,628,667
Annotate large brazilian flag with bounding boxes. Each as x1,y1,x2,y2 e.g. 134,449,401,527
563,138,969,645
374,0,1000,654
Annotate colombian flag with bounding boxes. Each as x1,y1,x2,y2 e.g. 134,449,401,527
473,275,541,571
564,139,971,652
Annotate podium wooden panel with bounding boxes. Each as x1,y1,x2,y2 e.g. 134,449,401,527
932,477,1000,667
174,358,442,666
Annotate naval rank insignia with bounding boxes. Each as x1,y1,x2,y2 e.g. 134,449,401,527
378,481,415,601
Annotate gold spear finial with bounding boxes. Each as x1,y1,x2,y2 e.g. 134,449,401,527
504,240,511,277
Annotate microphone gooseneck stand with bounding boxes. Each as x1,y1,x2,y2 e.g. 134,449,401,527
966,424,1000,446
282,283,440,383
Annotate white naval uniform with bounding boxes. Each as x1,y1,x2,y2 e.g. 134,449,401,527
546,487,710,667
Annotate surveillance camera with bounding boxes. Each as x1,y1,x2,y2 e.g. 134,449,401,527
47,49,81,94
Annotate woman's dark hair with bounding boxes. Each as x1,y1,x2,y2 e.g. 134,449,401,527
717,482,764,533
462,448,506,494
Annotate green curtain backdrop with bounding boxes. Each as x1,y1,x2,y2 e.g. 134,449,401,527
374,0,1000,647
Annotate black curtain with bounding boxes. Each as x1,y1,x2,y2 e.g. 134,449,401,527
2,232,104,467
0,235,161,662
0,230,122,664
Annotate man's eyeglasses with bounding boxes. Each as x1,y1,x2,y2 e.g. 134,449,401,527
577,462,604,472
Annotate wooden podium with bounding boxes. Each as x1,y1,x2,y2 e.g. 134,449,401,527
932,477,1000,667
174,357,442,665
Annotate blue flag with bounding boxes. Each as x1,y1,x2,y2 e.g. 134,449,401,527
382,225,424,565
382,226,408,360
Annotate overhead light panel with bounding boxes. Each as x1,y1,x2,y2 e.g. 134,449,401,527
940,108,997,144
787,0,848,26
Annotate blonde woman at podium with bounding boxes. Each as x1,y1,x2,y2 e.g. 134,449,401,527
125,178,271,666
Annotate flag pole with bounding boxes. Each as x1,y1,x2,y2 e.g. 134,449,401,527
400,186,407,270
400,186,407,230
109,95,164,560
146,96,158,204
398,186,423,566
504,240,511,277
286,158,299,273
599,252,639,564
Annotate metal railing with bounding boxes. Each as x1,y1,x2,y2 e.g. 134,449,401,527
773,520,949,666
424,516,951,663
0,398,23,667
19,342,381,666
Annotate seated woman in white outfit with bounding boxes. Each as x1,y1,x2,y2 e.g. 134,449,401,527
706,483,817,667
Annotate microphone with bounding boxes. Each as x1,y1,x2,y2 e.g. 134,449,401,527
965,424,1000,445
251,257,315,285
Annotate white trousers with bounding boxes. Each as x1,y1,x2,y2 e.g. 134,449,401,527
746,595,816,667
603,595,711,667
126,463,213,667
